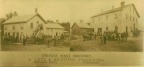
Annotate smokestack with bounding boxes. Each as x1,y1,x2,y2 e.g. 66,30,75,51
35,8,38,14
121,1,125,7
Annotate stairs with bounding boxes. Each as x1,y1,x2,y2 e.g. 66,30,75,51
31,24,43,38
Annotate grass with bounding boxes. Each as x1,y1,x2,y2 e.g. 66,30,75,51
70,36,143,52
1,36,143,52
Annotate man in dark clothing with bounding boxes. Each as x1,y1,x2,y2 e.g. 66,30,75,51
94,33,97,39
23,36,26,46
103,33,107,44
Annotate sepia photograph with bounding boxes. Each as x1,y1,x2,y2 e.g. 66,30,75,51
0,0,144,66
0,0,143,52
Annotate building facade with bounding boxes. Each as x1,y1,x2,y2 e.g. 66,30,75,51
90,2,140,36
44,22,65,38
71,23,94,35
3,13,46,38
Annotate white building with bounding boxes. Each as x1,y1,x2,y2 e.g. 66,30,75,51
3,9,65,39
44,22,65,38
3,13,46,37
90,2,140,36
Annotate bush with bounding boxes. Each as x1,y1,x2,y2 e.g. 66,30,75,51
70,35,77,40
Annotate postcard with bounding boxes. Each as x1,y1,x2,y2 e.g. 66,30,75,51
0,0,144,66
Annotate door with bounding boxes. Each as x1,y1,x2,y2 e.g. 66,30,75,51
114,26,118,33
126,26,128,32
97,28,102,35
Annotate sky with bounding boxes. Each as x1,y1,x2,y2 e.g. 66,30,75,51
0,0,144,29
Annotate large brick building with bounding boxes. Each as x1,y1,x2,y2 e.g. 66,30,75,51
90,2,140,36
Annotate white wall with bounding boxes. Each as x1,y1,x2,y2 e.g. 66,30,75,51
4,15,46,37
45,28,64,38
26,15,46,37
91,5,139,36
4,23,26,36
121,5,139,36
91,10,121,33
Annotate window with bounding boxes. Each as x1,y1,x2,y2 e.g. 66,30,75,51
31,23,33,29
21,26,23,30
126,26,128,32
8,33,10,36
36,21,39,26
40,24,43,30
5,33,7,36
13,32,15,36
134,23,135,30
51,29,53,31
133,17,134,22
106,27,108,30
13,25,15,30
5,27,7,30
106,15,108,20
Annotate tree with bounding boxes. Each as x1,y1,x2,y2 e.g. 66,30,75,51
0,18,6,36
59,22,70,33
0,11,18,36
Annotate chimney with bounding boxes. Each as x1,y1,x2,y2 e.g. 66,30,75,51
121,1,125,7
112,5,114,9
13,11,18,17
35,8,38,14
56,20,59,23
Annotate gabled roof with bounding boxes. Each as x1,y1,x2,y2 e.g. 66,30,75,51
45,23,64,29
3,13,46,24
91,4,140,18
71,23,93,29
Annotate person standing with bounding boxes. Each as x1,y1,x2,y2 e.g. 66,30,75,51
23,36,26,46
94,32,97,39
103,33,107,44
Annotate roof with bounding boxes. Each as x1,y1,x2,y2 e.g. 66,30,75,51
3,13,46,24
71,23,93,29
91,4,140,18
45,23,64,29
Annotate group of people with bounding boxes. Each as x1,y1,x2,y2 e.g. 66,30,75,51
82,31,129,45
2,35,27,46
83,32,97,41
